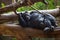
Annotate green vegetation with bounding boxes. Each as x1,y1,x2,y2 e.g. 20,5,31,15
17,0,60,12
0,3,5,8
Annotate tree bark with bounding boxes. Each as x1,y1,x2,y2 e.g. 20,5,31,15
0,24,60,40
0,8,60,23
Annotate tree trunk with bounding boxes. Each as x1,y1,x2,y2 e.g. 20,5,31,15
0,24,60,40
0,8,60,23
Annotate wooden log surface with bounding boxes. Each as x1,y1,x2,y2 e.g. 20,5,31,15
0,8,60,23
0,24,60,40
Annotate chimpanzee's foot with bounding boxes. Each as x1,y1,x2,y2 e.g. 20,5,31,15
54,24,58,27
43,27,54,33
44,27,50,33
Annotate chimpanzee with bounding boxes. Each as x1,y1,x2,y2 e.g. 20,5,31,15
18,11,57,32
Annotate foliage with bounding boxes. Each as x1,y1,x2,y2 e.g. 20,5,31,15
0,3,5,8
17,0,60,12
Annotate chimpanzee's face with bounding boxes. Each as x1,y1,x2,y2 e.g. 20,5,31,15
21,13,30,20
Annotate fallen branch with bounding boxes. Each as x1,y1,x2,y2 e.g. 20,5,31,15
0,8,60,23
0,0,48,14
0,24,60,40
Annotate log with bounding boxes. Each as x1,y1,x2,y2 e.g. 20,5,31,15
0,24,60,40
0,0,48,14
0,8,60,23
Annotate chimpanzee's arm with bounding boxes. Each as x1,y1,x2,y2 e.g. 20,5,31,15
18,14,27,27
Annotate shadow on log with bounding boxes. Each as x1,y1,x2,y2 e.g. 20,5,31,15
0,24,60,40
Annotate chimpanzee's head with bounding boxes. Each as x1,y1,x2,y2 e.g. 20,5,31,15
20,11,30,21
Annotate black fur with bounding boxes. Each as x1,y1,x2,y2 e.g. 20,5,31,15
18,11,57,32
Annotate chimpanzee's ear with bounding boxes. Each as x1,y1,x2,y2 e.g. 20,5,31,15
30,11,39,14
30,12,33,14
30,11,35,14
20,13,23,15
25,11,28,13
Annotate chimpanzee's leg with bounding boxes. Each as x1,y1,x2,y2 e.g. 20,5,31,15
49,17,57,27
50,19,57,27
18,14,27,27
46,14,57,27
43,19,54,32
